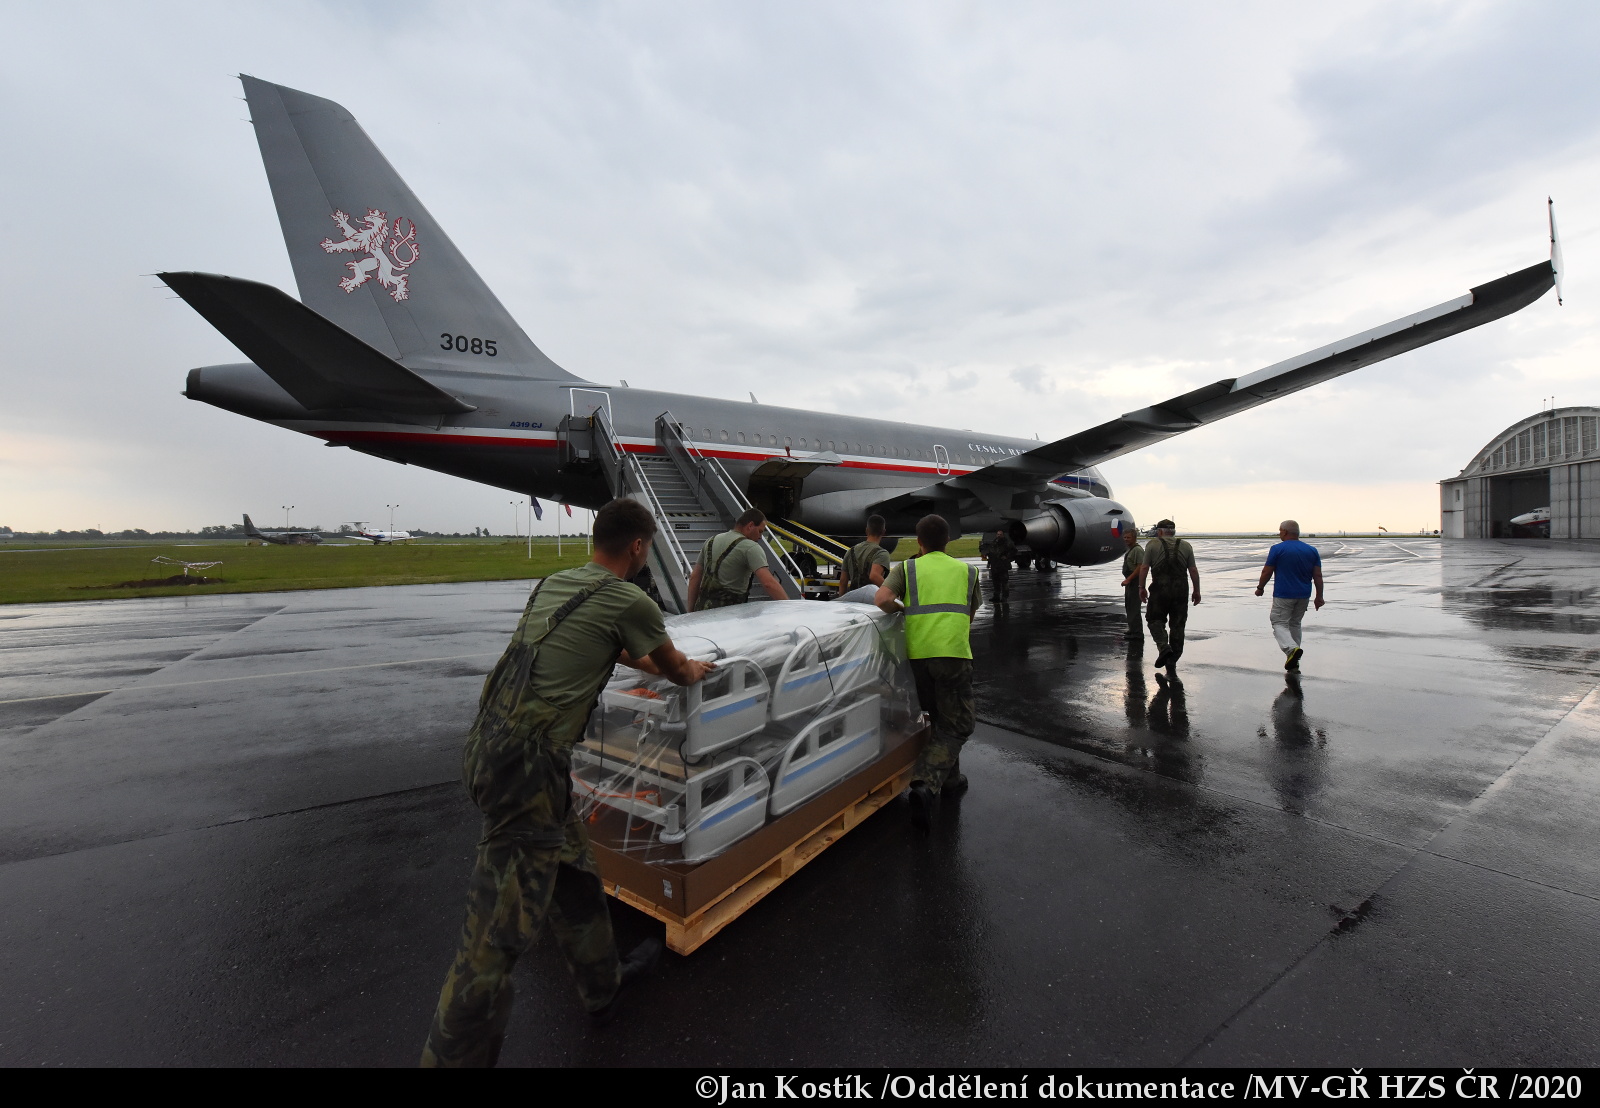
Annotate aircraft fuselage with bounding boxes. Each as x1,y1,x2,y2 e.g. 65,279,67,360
188,362,1110,541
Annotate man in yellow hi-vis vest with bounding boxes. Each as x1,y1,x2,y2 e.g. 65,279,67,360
876,514,982,830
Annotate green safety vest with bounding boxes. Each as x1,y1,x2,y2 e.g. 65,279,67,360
903,551,977,661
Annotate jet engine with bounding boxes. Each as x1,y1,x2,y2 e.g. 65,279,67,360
1008,498,1134,567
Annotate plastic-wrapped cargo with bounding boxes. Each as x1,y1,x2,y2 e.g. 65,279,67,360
572,597,916,863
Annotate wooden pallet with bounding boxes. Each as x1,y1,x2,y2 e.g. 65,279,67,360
598,750,917,955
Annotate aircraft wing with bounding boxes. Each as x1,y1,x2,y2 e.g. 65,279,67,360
940,259,1555,493
160,272,477,416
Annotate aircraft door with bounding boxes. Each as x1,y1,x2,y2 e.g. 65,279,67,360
568,387,613,426
933,444,951,475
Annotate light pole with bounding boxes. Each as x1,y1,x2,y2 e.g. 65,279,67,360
281,505,294,528
510,500,519,541
527,498,534,560
386,503,398,535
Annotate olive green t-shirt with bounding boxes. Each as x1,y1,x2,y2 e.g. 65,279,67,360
698,531,769,598
883,556,983,615
1144,537,1195,593
1121,543,1145,581
841,540,891,590
510,562,668,713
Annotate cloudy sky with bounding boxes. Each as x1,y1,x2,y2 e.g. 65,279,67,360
2,1,1595,534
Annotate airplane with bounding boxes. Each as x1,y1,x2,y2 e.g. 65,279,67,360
341,523,413,545
243,513,322,545
165,77,1560,592
1509,507,1551,537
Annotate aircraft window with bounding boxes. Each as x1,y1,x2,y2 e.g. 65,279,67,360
703,428,712,440
785,436,793,448
828,441,836,451
720,430,729,442
797,437,806,449
769,435,778,446
737,432,746,444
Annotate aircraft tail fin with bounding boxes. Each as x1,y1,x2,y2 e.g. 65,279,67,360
239,75,582,382
243,514,264,538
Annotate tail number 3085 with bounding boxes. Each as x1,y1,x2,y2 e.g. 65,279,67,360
440,333,498,357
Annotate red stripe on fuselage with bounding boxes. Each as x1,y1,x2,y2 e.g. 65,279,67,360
314,428,980,478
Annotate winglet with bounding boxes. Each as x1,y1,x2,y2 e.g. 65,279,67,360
1549,197,1564,306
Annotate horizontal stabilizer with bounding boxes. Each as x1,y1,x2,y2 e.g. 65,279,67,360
160,272,476,415
970,259,1556,488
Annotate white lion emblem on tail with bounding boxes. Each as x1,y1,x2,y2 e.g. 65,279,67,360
319,208,421,302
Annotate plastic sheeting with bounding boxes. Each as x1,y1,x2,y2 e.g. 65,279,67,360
573,598,915,863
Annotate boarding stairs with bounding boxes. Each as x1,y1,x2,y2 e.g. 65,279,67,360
567,405,804,613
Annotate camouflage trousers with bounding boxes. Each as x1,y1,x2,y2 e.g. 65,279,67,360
909,657,975,793
695,589,748,611
987,562,1011,601
421,731,620,1068
1146,587,1189,660
1124,584,1144,639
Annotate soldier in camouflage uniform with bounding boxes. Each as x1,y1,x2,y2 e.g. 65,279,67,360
687,508,789,610
839,514,892,596
1118,525,1145,644
421,499,714,1068
1137,519,1201,673
979,527,1016,603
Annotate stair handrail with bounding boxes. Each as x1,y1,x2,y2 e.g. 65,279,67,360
657,413,805,594
657,413,751,522
592,407,693,583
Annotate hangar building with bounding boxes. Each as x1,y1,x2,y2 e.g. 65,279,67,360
1441,406,1600,538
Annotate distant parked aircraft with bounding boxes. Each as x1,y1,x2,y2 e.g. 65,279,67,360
343,523,412,545
243,513,322,545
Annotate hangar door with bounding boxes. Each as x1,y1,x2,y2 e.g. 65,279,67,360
1488,470,1549,537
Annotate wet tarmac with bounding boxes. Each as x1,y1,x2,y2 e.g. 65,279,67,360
1,538,1597,1066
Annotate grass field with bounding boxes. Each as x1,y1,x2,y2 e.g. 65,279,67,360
0,540,595,605
0,533,992,606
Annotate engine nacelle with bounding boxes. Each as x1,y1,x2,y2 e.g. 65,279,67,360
1008,498,1134,566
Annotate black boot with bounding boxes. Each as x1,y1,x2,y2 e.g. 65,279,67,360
909,783,934,832
590,936,663,1027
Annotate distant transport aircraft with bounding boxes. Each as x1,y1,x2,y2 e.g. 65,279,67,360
342,523,413,545
243,513,321,545
166,78,1561,570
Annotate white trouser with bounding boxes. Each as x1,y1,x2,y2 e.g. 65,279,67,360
1270,597,1310,654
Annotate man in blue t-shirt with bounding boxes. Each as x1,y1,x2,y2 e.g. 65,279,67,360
1254,519,1324,672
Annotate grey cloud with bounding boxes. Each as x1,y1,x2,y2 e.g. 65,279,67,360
0,0,1587,529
